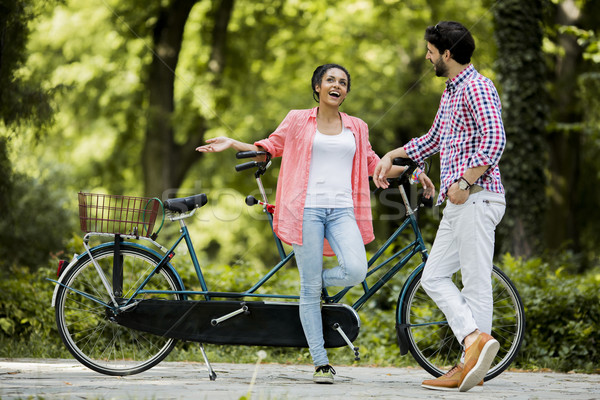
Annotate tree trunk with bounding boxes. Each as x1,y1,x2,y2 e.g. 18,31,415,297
142,0,235,197
545,0,583,255
143,0,197,197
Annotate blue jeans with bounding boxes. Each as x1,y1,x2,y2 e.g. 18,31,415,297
292,208,368,367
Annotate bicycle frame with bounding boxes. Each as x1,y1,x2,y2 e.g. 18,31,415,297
83,187,428,316
51,169,430,319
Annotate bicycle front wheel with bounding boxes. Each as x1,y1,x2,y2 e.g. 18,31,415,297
398,265,525,381
55,244,184,376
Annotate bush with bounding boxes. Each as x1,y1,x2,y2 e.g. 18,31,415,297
0,169,76,270
501,254,600,372
0,263,70,358
2,249,599,373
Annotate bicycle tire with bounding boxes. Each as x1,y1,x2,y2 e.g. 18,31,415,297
55,244,184,376
397,265,525,381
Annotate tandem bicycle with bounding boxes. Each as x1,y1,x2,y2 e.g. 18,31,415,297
49,154,525,381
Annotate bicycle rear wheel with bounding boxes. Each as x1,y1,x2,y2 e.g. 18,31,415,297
397,265,525,381
55,244,184,376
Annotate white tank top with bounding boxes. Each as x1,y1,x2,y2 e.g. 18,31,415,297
305,127,356,208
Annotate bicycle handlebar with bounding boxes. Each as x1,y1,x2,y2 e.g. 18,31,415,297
387,158,433,208
235,151,272,176
235,161,260,172
236,150,269,159
392,158,417,184
392,157,416,167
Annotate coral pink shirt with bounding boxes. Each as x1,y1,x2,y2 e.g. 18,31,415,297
255,107,380,256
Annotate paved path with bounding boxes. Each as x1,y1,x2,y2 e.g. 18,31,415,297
1,358,599,399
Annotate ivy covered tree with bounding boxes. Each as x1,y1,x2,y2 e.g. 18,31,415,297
493,0,549,257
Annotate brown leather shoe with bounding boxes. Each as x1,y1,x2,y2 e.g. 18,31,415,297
422,364,483,391
459,332,499,392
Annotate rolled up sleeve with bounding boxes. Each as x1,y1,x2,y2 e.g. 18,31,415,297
254,110,297,157
404,110,442,167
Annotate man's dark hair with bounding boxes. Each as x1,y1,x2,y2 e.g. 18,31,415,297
425,21,475,65
311,63,351,102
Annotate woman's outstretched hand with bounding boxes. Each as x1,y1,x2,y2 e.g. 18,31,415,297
196,137,233,153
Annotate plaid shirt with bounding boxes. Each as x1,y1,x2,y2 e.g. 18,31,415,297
404,65,506,205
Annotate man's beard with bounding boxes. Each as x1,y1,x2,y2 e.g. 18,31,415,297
434,57,449,77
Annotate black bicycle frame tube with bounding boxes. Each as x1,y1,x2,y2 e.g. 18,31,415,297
112,235,124,298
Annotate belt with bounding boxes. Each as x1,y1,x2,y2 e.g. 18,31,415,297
469,184,484,194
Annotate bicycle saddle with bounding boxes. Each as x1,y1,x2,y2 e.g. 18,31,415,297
164,194,208,212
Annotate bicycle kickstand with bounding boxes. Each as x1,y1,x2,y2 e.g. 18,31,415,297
199,343,217,381
332,323,360,361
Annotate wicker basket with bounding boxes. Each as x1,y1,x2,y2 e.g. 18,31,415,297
78,192,160,237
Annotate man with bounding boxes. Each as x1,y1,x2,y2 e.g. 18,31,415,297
373,21,506,392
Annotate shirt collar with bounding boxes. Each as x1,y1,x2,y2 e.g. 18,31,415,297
445,64,475,93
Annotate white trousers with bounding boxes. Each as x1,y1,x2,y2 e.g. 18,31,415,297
421,190,506,345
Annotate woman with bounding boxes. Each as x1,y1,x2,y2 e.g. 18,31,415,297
197,64,433,383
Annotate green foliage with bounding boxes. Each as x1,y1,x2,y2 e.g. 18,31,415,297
16,0,500,263
0,264,69,358
501,254,600,372
0,0,56,128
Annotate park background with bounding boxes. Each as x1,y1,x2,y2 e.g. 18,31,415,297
1,0,598,373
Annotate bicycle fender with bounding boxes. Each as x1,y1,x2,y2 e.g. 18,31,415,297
396,322,410,355
396,262,425,316
50,242,183,307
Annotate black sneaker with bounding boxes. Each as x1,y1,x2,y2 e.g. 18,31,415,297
313,364,336,384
